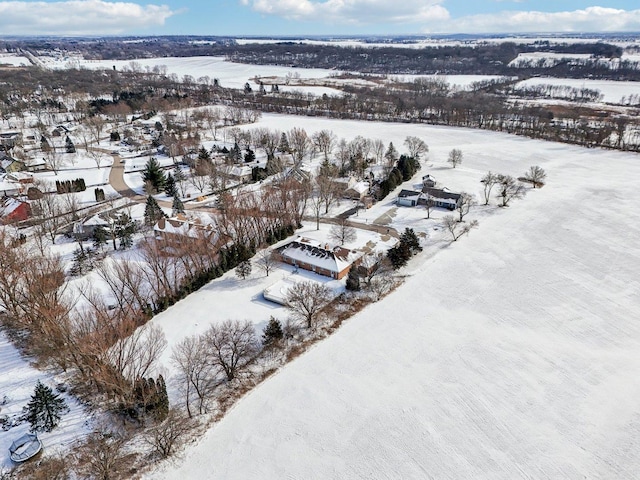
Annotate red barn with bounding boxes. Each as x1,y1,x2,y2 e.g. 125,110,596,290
0,198,31,224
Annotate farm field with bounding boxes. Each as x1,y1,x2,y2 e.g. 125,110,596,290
143,115,640,479
514,76,640,103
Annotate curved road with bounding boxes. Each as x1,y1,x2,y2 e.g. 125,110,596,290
105,151,398,237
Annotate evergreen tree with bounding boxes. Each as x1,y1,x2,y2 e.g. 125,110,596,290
198,146,211,160
144,195,166,226
40,136,51,152
262,316,284,346
384,142,398,165
235,260,252,279
172,195,185,216
244,148,256,163
115,214,136,249
142,157,166,193
155,375,169,421
387,242,411,270
278,132,290,153
230,143,242,163
22,381,69,433
173,168,186,196
346,267,361,291
93,225,108,250
164,173,177,197
110,131,120,141
400,228,422,254
65,136,76,153
69,247,98,276
397,155,420,181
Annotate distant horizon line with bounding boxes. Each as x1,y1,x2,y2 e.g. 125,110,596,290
1,32,640,40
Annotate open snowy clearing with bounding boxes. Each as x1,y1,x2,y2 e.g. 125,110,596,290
45,56,339,93
148,116,640,479
515,76,640,103
0,54,30,67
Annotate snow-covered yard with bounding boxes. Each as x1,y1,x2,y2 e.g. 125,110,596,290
145,118,640,479
0,333,92,470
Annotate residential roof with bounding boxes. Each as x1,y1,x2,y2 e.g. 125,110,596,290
422,186,462,202
154,214,220,241
0,197,27,217
277,236,362,274
347,181,370,195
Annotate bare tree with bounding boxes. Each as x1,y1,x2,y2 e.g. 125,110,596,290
257,128,281,160
145,409,193,459
205,320,259,382
286,281,332,329
448,148,463,168
329,219,357,245
404,136,429,159
172,335,216,417
86,115,106,144
288,127,311,165
189,165,209,194
334,138,351,174
32,190,66,248
256,248,278,277
75,431,128,480
360,252,393,288
198,106,221,140
443,215,478,241
369,273,395,301
101,323,167,403
480,171,498,205
372,139,385,165
316,173,340,215
43,143,64,175
312,129,337,161
82,134,108,169
496,174,526,207
456,192,477,222
523,165,547,188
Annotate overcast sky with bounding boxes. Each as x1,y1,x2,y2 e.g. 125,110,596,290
0,1,639,36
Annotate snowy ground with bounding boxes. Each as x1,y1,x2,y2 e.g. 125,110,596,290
514,77,640,104
45,56,338,93
148,222,391,382
0,54,30,67
0,333,93,470
147,117,640,479
389,74,510,89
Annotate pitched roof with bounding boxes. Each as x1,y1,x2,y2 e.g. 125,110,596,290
277,236,362,274
154,215,219,241
422,186,462,201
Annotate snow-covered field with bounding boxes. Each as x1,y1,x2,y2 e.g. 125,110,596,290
509,52,595,68
0,54,30,67
515,77,640,103
147,115,640,479
390,74,510,89
45,56,338,93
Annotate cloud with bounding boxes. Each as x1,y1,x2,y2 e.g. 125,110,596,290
426,7,640,33
244,0,449,25
0,0,176,35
